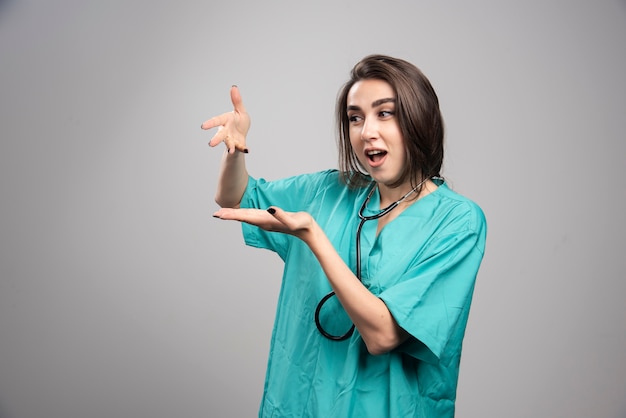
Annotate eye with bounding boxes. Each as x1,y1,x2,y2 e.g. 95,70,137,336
348,114,363,124
379,110,395,118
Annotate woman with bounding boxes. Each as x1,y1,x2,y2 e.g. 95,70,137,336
203,55,486,418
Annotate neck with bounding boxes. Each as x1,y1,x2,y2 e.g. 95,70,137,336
378,178,429,208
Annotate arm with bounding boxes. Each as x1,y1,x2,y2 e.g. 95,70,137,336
201,86,250,208
304,218,409,355
214,149,248,208
212,205,408,355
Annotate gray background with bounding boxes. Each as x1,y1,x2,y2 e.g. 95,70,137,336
1,0,625,417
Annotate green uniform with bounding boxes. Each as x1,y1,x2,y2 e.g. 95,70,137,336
240,170,487,417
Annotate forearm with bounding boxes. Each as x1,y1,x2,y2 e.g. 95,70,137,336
215,149,249,208
305,224,408,355
213,204,409,353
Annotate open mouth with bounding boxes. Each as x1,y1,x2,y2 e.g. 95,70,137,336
366,149,387,164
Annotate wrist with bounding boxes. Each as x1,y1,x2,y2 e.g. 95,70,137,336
303,221,331,256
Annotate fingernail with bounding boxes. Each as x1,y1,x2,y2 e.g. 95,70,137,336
267,208,276,215
232,84,238,88
212,214,220,218
243,148,249,154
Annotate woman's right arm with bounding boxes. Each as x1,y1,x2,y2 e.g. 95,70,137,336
214,149,248,208
201,86,251,208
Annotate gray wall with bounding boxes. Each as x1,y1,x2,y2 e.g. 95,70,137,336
1,1,625,417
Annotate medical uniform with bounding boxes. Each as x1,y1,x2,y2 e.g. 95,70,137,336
240,169,487,418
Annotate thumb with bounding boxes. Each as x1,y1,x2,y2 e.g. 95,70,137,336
230,85,247,114
266,206,293,230
266,206,314,238
266,206,288,223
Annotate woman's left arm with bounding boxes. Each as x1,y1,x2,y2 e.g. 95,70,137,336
213,205,408,355
304,217,409,355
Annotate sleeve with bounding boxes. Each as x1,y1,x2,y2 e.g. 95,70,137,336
379,203,487,364
239,170,338,260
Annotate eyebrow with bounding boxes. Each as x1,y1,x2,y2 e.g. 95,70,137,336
347,97,396,111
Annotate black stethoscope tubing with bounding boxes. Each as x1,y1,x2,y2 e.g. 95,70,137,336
314,184,406,341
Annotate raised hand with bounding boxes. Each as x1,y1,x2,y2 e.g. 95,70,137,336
201,85,250,154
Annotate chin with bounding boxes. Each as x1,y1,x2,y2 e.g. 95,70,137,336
369,171,399,186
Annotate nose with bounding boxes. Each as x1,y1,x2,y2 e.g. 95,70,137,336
360,117,379,142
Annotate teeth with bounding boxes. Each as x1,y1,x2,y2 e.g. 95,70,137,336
367,150,384,156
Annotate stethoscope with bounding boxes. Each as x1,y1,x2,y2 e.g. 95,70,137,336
314,177,430,341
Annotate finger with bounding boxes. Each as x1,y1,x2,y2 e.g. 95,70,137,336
223,135,235,153
214,134,248,154
230,85,247,115
208,127,228,148
200,112,231,130
213,208,275,226
233,141,249,154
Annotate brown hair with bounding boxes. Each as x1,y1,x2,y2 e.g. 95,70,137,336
336,54,444,189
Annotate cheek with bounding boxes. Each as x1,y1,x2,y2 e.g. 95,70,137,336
395,144,408,165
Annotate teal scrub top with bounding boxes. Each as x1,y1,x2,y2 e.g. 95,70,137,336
240,170,487,418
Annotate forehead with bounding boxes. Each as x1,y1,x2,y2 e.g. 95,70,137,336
347,79,395,105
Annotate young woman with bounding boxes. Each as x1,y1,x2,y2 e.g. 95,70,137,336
203,55,487,418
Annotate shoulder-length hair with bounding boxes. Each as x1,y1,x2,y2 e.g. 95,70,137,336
336,54,444,189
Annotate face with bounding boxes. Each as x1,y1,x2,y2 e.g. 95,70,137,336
347,79,407,188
